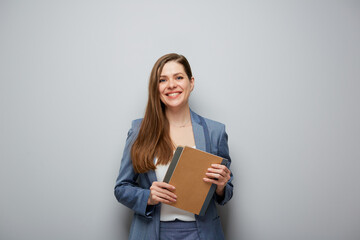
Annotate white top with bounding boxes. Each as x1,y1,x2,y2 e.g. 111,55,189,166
155,147,196,221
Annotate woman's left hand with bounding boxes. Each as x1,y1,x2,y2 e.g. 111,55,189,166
203,164,231,196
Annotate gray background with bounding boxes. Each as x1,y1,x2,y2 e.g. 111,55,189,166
1,1,359,240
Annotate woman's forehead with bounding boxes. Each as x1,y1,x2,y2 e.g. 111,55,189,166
160,61,185,76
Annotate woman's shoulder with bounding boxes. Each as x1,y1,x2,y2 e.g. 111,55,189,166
124,118,143,139
202,116,225,129
129,118,143,131
191,110,226,130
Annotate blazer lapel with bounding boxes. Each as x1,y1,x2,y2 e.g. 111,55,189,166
191,110,207,152
147,158,158,184
147,169,157,184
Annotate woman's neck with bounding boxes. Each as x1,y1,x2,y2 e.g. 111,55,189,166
165,105,191,128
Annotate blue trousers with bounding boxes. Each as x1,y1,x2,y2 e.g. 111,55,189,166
159,220,200,240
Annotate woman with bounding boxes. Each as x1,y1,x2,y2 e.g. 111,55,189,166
114,53,233,240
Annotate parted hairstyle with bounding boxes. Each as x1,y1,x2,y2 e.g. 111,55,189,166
131,53,193,173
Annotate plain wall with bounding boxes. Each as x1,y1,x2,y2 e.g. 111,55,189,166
1,1,359,239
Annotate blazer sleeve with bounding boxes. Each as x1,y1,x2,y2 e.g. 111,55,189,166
114,120,155,218
214,124,234,205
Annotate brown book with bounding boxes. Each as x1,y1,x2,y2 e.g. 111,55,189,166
163,146,228,216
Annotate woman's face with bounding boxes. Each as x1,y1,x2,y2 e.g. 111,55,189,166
158,61,194,111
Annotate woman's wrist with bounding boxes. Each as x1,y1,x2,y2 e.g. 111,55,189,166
215,185,225,196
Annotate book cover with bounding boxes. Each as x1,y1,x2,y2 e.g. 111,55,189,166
163,146,228,216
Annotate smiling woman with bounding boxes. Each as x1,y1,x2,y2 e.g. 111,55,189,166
114,53,233,240
158,61,194,111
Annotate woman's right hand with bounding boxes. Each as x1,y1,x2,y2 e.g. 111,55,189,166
147,182,177,205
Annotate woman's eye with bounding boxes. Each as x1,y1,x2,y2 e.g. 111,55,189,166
159,79,166,83
176,76,183,80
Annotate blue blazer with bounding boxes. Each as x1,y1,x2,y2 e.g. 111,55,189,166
114,110,233,240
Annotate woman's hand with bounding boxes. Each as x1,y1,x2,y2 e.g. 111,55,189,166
203,164,231,196
147,181,177,205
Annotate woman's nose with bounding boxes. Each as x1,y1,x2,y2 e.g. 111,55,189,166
168,78,176,88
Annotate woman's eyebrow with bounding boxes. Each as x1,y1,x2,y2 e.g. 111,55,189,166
173,72,184,76
160,72,184,78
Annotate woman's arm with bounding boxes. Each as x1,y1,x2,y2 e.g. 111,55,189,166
114,121,154,218
209,125,234,205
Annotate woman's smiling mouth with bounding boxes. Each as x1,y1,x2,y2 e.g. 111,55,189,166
166,92,181,97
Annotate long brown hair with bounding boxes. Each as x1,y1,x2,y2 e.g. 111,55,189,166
131,53,193,173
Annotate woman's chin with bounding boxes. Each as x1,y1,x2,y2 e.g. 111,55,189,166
164,103,189,111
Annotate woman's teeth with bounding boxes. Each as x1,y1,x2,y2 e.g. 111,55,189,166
168,93,180,97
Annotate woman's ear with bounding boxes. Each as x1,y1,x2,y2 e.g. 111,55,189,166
190,77,195,92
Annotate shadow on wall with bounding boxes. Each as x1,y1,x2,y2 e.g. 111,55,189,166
219,202,232,237
117,207,132,237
